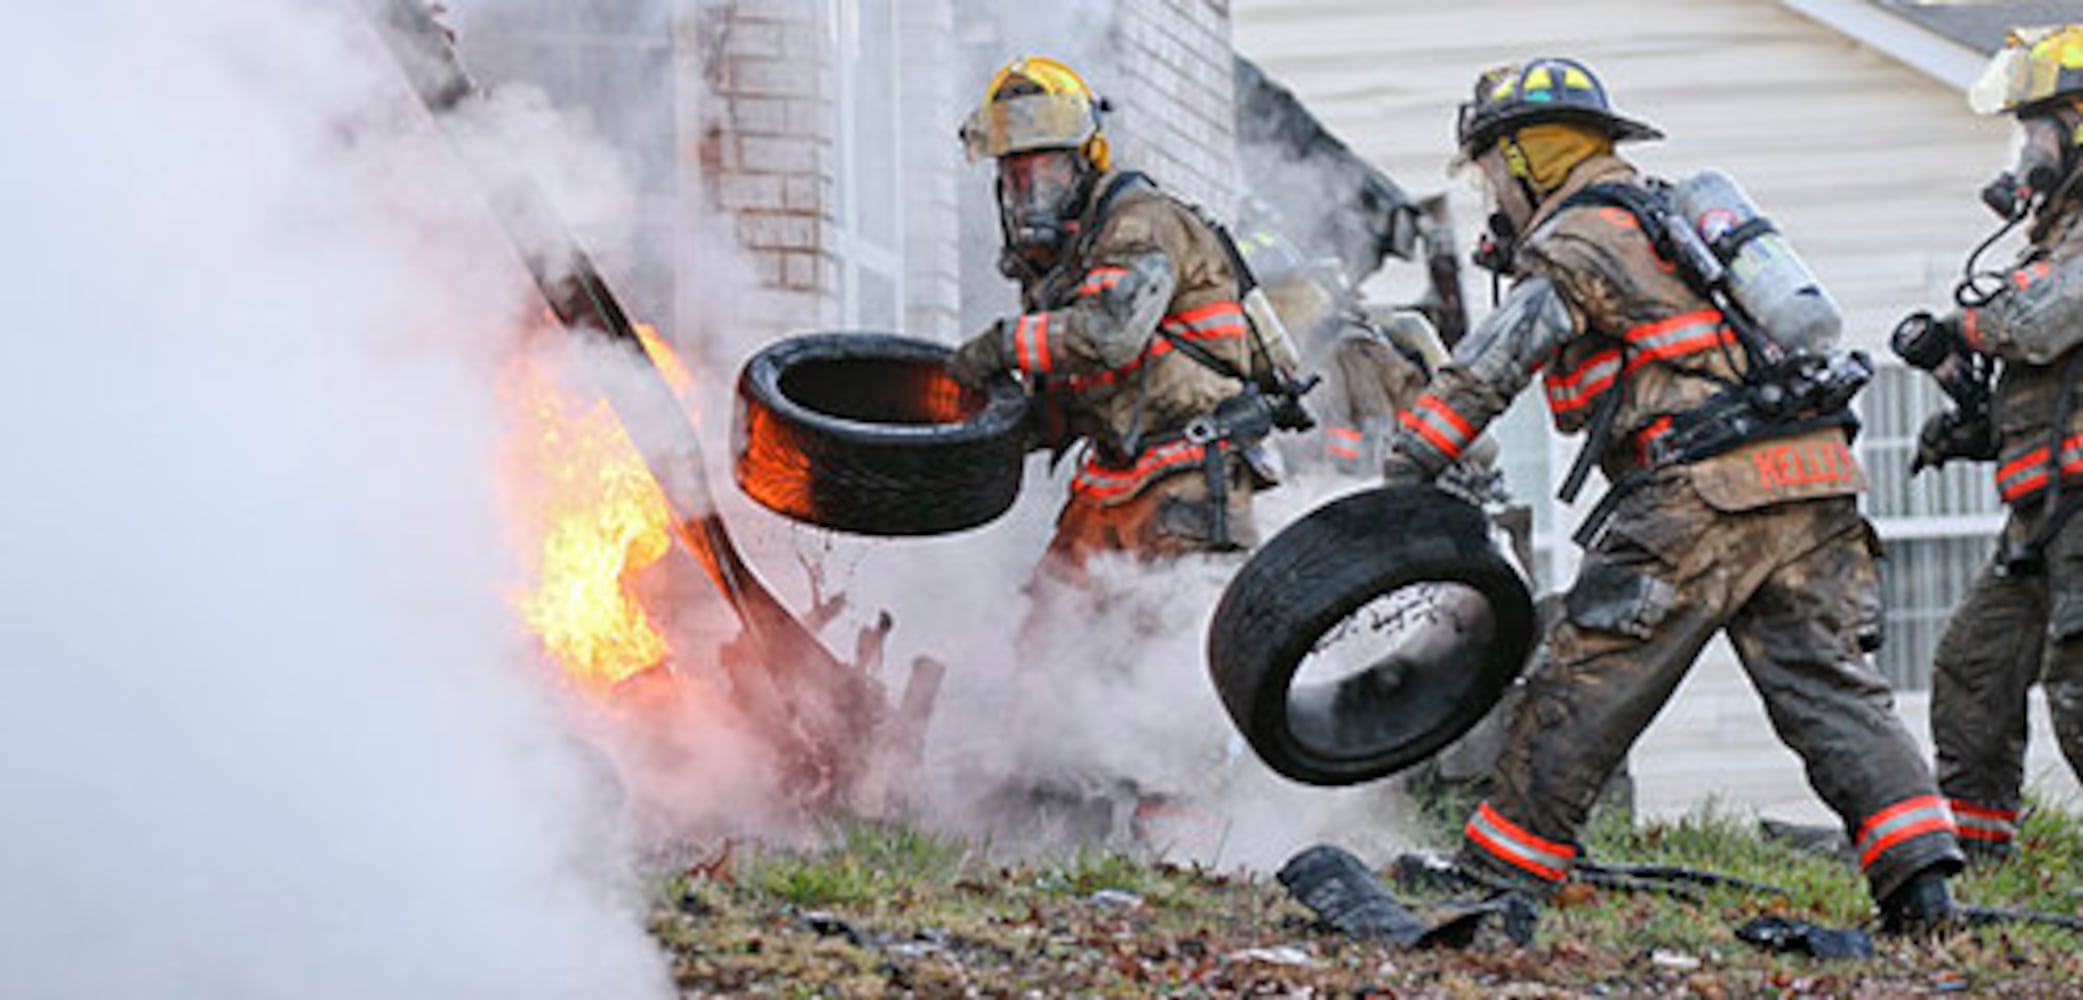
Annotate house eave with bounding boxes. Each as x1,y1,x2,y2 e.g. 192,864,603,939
1778,0,1989,91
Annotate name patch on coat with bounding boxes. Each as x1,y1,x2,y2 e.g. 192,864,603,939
1751,438,1858,491
1688,429,1865,513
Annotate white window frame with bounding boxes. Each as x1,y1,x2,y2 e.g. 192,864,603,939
831,0,906,330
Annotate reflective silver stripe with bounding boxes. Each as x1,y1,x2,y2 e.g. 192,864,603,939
1627,318,1721,359
1949,800,2019,841
1855,795,1955,867
1158,301,1247,338
1545,354,1620,412
1402,400,1472,459
1467,803,1574,879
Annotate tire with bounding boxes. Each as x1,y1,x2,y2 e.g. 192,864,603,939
733,332,1033,536
1206,484,1536,787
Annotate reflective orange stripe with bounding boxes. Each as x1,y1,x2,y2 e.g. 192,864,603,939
1623,310,1735,369
1014,313,1055,375
1949,799,2019,843
1544,349,1621,416
1635,415,1675,466
1168,299,1246,328
1544,311,1734,419
1997,446,2050,484
1159,300,1250,345
1597,206,1637,229
1855,795,1956,869
1398,395,1473,460
1995,432,2083,502
1070,439,1206,500
1060,300,1249,393
1077,265,1129,297
1465,802,1575,882
1325,425,1363,461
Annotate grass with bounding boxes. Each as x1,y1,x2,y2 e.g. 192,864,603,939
647,800,2083,997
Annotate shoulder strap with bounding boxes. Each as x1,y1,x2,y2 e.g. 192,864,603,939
1077,170,1154,257
1097,175,1274,389
1558,179,1770,379
1558,179,1664,215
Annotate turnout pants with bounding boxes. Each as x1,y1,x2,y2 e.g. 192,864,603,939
1037,462,1256,581
1463,474,1964,902
1932,503,2083,855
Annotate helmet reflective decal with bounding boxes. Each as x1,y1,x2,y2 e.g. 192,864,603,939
1454,56,1661,160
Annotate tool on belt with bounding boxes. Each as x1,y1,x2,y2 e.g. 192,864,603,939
1569,352,1871,545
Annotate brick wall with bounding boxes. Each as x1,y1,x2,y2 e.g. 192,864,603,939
949,0,1241,330
479,0,1241,348
1112,0,1238,215
698,0,839,341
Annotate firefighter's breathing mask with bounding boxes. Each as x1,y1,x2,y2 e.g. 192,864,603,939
1982,112,2078,219
996,148,1088,272
1465,146,1530,276
1956,108,2083,307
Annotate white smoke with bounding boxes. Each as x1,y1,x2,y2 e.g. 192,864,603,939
651,1,1427,870
0,3,669,997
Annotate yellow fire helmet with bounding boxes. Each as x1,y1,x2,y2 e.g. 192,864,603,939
959,55,1111,170
1970,25,2083,115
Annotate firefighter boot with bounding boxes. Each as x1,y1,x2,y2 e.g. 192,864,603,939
1878,865,1960,937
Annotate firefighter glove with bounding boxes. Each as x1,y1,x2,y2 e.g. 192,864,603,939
1912,408,1998,474
1438,460,1509,507
1381,434,1445,487
949,319,1014,388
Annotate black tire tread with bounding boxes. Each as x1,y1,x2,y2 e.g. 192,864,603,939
734,333,1031,536
1207,485,1535,786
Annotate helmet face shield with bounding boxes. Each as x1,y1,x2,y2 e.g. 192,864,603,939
1970,25,2083,115
996,149,1086,266
961,92,1096,162
1970,46,2036,115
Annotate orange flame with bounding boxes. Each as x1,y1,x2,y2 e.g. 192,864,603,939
504,324,696,691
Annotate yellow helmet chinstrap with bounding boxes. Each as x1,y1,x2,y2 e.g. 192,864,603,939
1970,25,2083,115
960,55,1111,170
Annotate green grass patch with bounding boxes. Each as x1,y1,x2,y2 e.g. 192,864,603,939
647,801,2083,997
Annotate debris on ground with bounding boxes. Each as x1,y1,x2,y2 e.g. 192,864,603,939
1278,843,1537,948
1733,915,1874,960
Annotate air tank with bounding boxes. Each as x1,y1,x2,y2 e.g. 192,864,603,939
1672,169,1842,354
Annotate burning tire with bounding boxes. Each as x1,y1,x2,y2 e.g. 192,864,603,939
1206,484,1536,787
733,332,1032,536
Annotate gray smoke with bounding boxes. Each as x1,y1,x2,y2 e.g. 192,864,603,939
0,3,670,997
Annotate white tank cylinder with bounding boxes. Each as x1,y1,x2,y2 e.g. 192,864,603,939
1672,170,1842,353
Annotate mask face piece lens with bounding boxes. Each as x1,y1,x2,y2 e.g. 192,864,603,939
996,149,1083,267
1985,114,2074,218
999,151,1077,206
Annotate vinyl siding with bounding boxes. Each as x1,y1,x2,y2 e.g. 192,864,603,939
1236,0,2081,820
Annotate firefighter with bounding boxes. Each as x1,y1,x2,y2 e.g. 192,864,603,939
1239,226,1434,475
948,56,1278,578
1380,58,1965,931
949,56,1291,846
1904,25,2083,862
